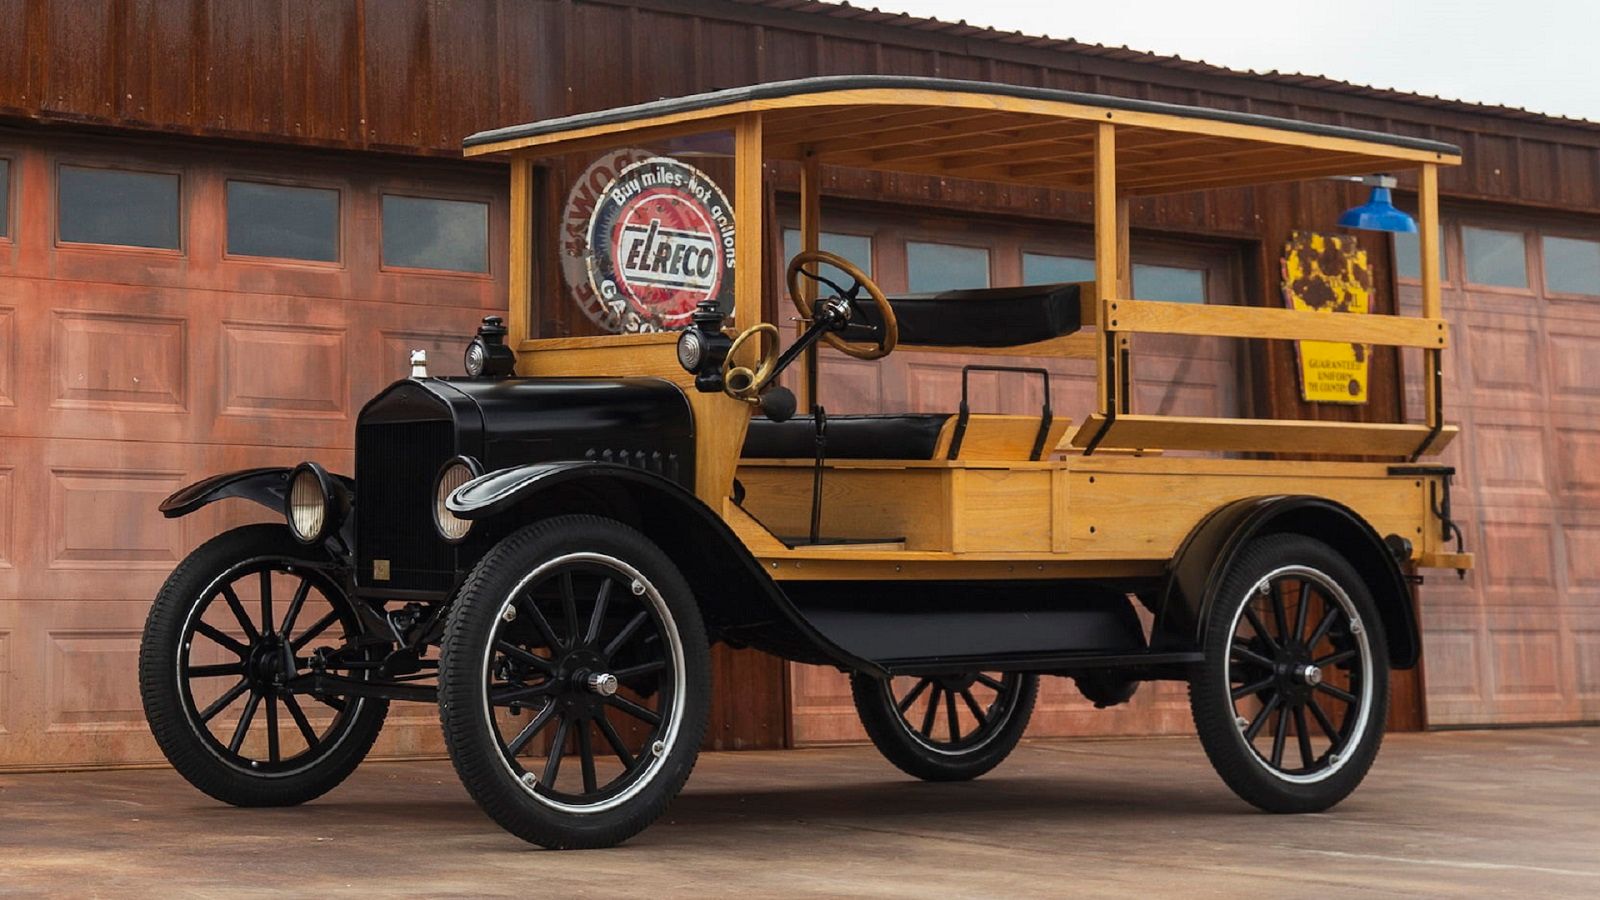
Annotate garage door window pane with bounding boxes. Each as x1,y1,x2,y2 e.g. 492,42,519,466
0,159,9,238
1393,227,1447,282
907,241,989,292
1463,226,1528,288
58,165,180,249
1543,236,1600,296
227,181,339,262
1023,252,1094,284
782,229,874,275
381,195,489,273
1133,264,1206,304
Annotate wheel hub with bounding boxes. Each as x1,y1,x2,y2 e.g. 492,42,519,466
549,648,609,714
585,672,619,696
245,633,291,690
1273,644,1318,705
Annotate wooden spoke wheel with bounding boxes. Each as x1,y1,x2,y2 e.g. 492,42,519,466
1190,533,1389,813
850,671,1037,782
138,525,388,807
438,515,710,849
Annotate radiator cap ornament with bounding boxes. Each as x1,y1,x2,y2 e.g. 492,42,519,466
409,349,428,378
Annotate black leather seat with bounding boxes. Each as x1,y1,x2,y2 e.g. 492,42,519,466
743,414,951,460
849,282,1082,348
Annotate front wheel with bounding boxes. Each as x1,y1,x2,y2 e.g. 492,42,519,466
1189,533,1390,813
438,516,710,849
138,524,388,807
850,671,1037,781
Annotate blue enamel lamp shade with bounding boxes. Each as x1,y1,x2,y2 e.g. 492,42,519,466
1338,185,1417,233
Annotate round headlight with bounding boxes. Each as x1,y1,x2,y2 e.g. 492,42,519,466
464,338,487,378
434,457,481,543
676,328,704,372
286,463,332,544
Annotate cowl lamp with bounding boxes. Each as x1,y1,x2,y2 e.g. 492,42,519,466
1337,174,1417,233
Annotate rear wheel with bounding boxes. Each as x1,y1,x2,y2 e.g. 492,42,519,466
438,515,710,849
850,671,1037,781
1189,533,1389,813
138,524,388,807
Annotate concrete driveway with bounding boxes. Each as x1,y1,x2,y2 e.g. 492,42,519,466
2,728,1596,897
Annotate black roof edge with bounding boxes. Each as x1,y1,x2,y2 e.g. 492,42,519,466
463,75,1463,158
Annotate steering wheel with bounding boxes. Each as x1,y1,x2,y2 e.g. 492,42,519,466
786,250,898,360
721,322,780,402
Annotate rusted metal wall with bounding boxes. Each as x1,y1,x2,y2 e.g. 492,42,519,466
4,0,1598,211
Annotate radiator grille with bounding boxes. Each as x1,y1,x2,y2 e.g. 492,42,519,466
356,419,455,593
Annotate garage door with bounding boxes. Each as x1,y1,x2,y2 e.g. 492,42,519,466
779,209,1244,744
1398,213,1600,725
0,133,502,768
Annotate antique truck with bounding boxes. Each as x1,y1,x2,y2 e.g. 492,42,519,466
139,76,1469,848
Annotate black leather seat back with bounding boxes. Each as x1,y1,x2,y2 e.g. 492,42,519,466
742,414,951,460
849,282,1082,348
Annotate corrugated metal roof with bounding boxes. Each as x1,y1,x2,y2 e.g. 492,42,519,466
734,0,1600,131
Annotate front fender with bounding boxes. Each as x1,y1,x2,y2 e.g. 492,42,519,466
1152,495,1420,669
159,466,355,520
449,461,884,676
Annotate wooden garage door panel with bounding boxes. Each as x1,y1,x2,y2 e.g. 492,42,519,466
1554,427,1600,497
0,599,447,768
1472,421,1552,499
1459,312,1544,398
1546,327,1600,404
1406,216,1600,726
0,139,506,767
1574,608,1600,720
1476,507,1560,597
219,320,349,419
50,309,188,412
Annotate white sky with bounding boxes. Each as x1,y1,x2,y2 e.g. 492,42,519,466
863,0,1600,123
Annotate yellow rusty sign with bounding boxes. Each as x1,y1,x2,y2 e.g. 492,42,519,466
1282,231,1372,404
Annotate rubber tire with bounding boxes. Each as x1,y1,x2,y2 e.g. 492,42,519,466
138,524,389,807
437,515,711,849
1189,532,1390,814
850,672,1038,782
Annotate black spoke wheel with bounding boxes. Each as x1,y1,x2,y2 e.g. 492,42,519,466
850,670,1037,782
439,516,710,849
1189,533,1389,813
139,525,388,807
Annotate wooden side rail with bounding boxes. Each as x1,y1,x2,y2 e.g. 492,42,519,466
1106,298,1449,348
1070,414,1459,456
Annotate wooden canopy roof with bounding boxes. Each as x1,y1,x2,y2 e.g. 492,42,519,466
464,76,1461,195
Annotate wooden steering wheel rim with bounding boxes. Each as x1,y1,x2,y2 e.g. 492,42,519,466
786,249,898,361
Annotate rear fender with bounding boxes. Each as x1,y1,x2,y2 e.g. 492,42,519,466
449,461,883,675
1152,495,1419,669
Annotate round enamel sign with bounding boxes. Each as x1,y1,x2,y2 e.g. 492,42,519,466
583,157,735,332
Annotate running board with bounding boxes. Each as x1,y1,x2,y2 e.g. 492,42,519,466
779,579,1151,669
878,650,1202,677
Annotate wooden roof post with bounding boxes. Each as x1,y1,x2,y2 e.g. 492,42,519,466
1093,121,1119,419
735,113,765,335
1115,195,1132,414
800,149,822,411
507,156,534,353
1418,163,1442,433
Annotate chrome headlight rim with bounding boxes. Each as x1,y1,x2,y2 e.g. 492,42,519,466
285,462,336,545
433,456,483,544
676,328,704,372
464,337,488,378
